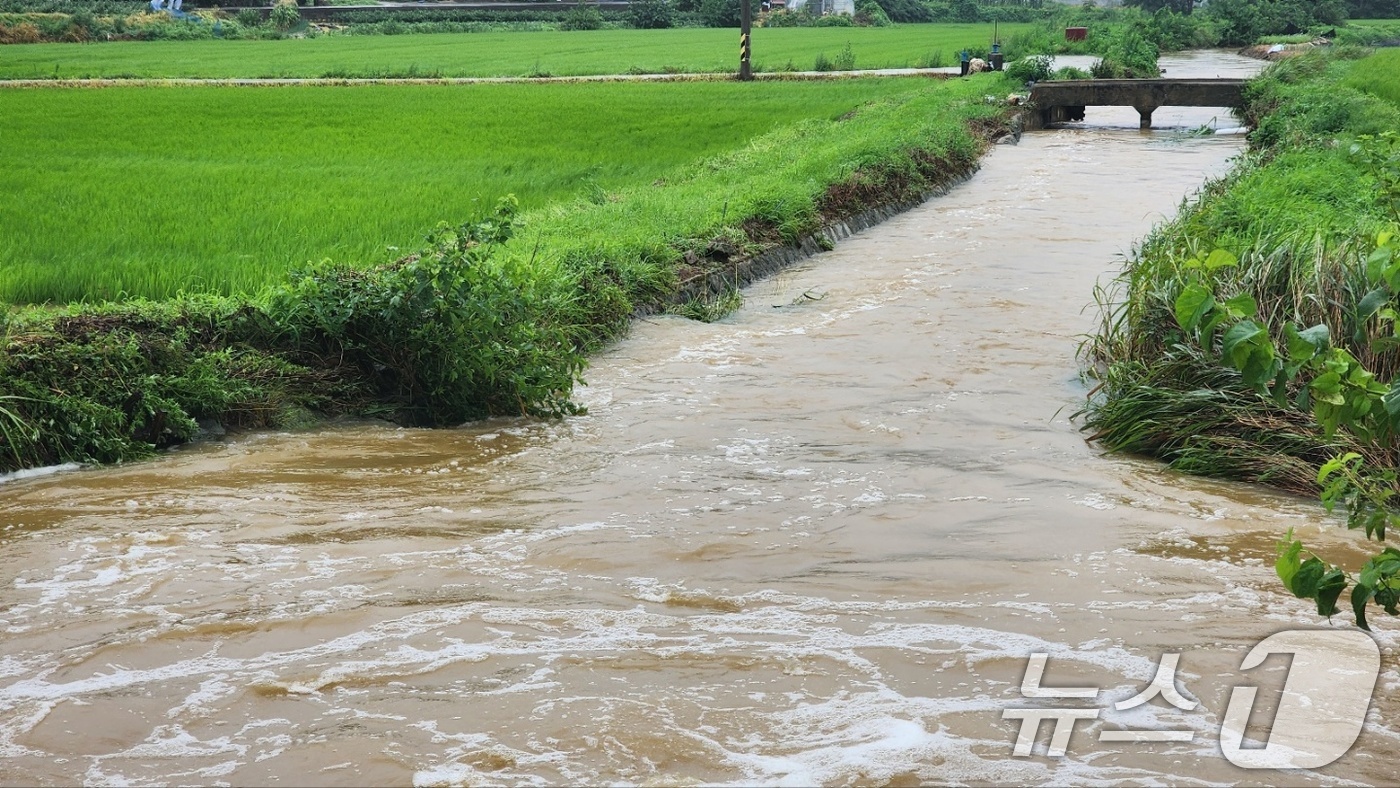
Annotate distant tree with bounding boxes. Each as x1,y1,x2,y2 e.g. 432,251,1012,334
1346,0,1400,18
561,0,604,30
871,0,933,22
629,0,674,28
699,0,740,27
1202,0,1349,44
269,0,300,32
950,0,981,22
1125,0,1194,13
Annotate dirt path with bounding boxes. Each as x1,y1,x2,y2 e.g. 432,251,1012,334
0,67,962,88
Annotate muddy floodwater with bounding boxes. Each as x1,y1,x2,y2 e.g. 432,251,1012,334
5,52,1399,786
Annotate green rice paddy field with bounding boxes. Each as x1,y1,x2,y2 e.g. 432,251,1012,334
1344,46,1400,104
0,24,1026,79
0,77,933,304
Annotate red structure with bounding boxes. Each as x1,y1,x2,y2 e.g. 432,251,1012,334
1065,27,1087,42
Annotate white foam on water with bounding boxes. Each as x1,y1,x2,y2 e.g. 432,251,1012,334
0,462,83,485
2,550,1386,787
1073,492,1117,511
15,540,178,607
410,721,570,787
167,675,238,720
0,699,58,758
705,686,1228,787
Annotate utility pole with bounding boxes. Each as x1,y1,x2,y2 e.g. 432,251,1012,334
739,0,753,81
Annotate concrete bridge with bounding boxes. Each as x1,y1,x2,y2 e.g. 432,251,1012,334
1027,78,1248,129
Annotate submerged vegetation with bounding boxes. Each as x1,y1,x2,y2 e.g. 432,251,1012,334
0,74,1014,472
1080,48,1400,628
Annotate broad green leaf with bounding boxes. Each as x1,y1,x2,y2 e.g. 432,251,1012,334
1367,247,1392,282
1318,452,1362,484
1361,558,1400,589
1348,362,1376,385
1199,311,1230,348
1316,568,1347,616
1285,323,1330,362
1174,283,1214,333
1357,287,1391,321
1315,402,1342,436
1295,385,1312,411
1277,537,1303,589
1378,584,1400,615
1223,293,1257,319
1291,557,1327,598
1367,508,1388,541
1204,249,1238,271
1352,582,1374,631
1221,320,1265,367
1240,352,1280,394
1384,263,1400,293
1311,372,1345,405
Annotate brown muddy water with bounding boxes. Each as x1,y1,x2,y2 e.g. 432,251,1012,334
5,52,1399,786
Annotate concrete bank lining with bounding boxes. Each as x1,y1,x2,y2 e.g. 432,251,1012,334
652,165,985,314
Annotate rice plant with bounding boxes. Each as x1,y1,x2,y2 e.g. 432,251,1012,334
0,77,926,304
1343,47,1400,108
0,24,1035,80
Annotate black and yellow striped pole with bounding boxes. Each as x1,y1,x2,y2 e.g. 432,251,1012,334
739,0,753,81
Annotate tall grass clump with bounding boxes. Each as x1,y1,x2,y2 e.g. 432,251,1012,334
1080,49,1400,628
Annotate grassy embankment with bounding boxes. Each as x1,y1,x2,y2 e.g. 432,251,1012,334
0,24,1031,79
1081,48,1400,625
0,73,1017,472
0,79,925,304
1083,48,1400,491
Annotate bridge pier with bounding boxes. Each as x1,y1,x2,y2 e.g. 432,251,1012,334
1026,79,1245,132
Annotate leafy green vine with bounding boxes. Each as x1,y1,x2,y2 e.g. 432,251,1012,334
1171,227,1400,629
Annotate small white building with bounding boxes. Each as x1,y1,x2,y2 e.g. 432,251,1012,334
786,0,856,16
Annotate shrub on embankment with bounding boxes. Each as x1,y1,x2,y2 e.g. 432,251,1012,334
1080,49,1400,626
0,75,1015,473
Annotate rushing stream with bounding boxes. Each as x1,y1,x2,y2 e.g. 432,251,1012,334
5,52,1399,786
